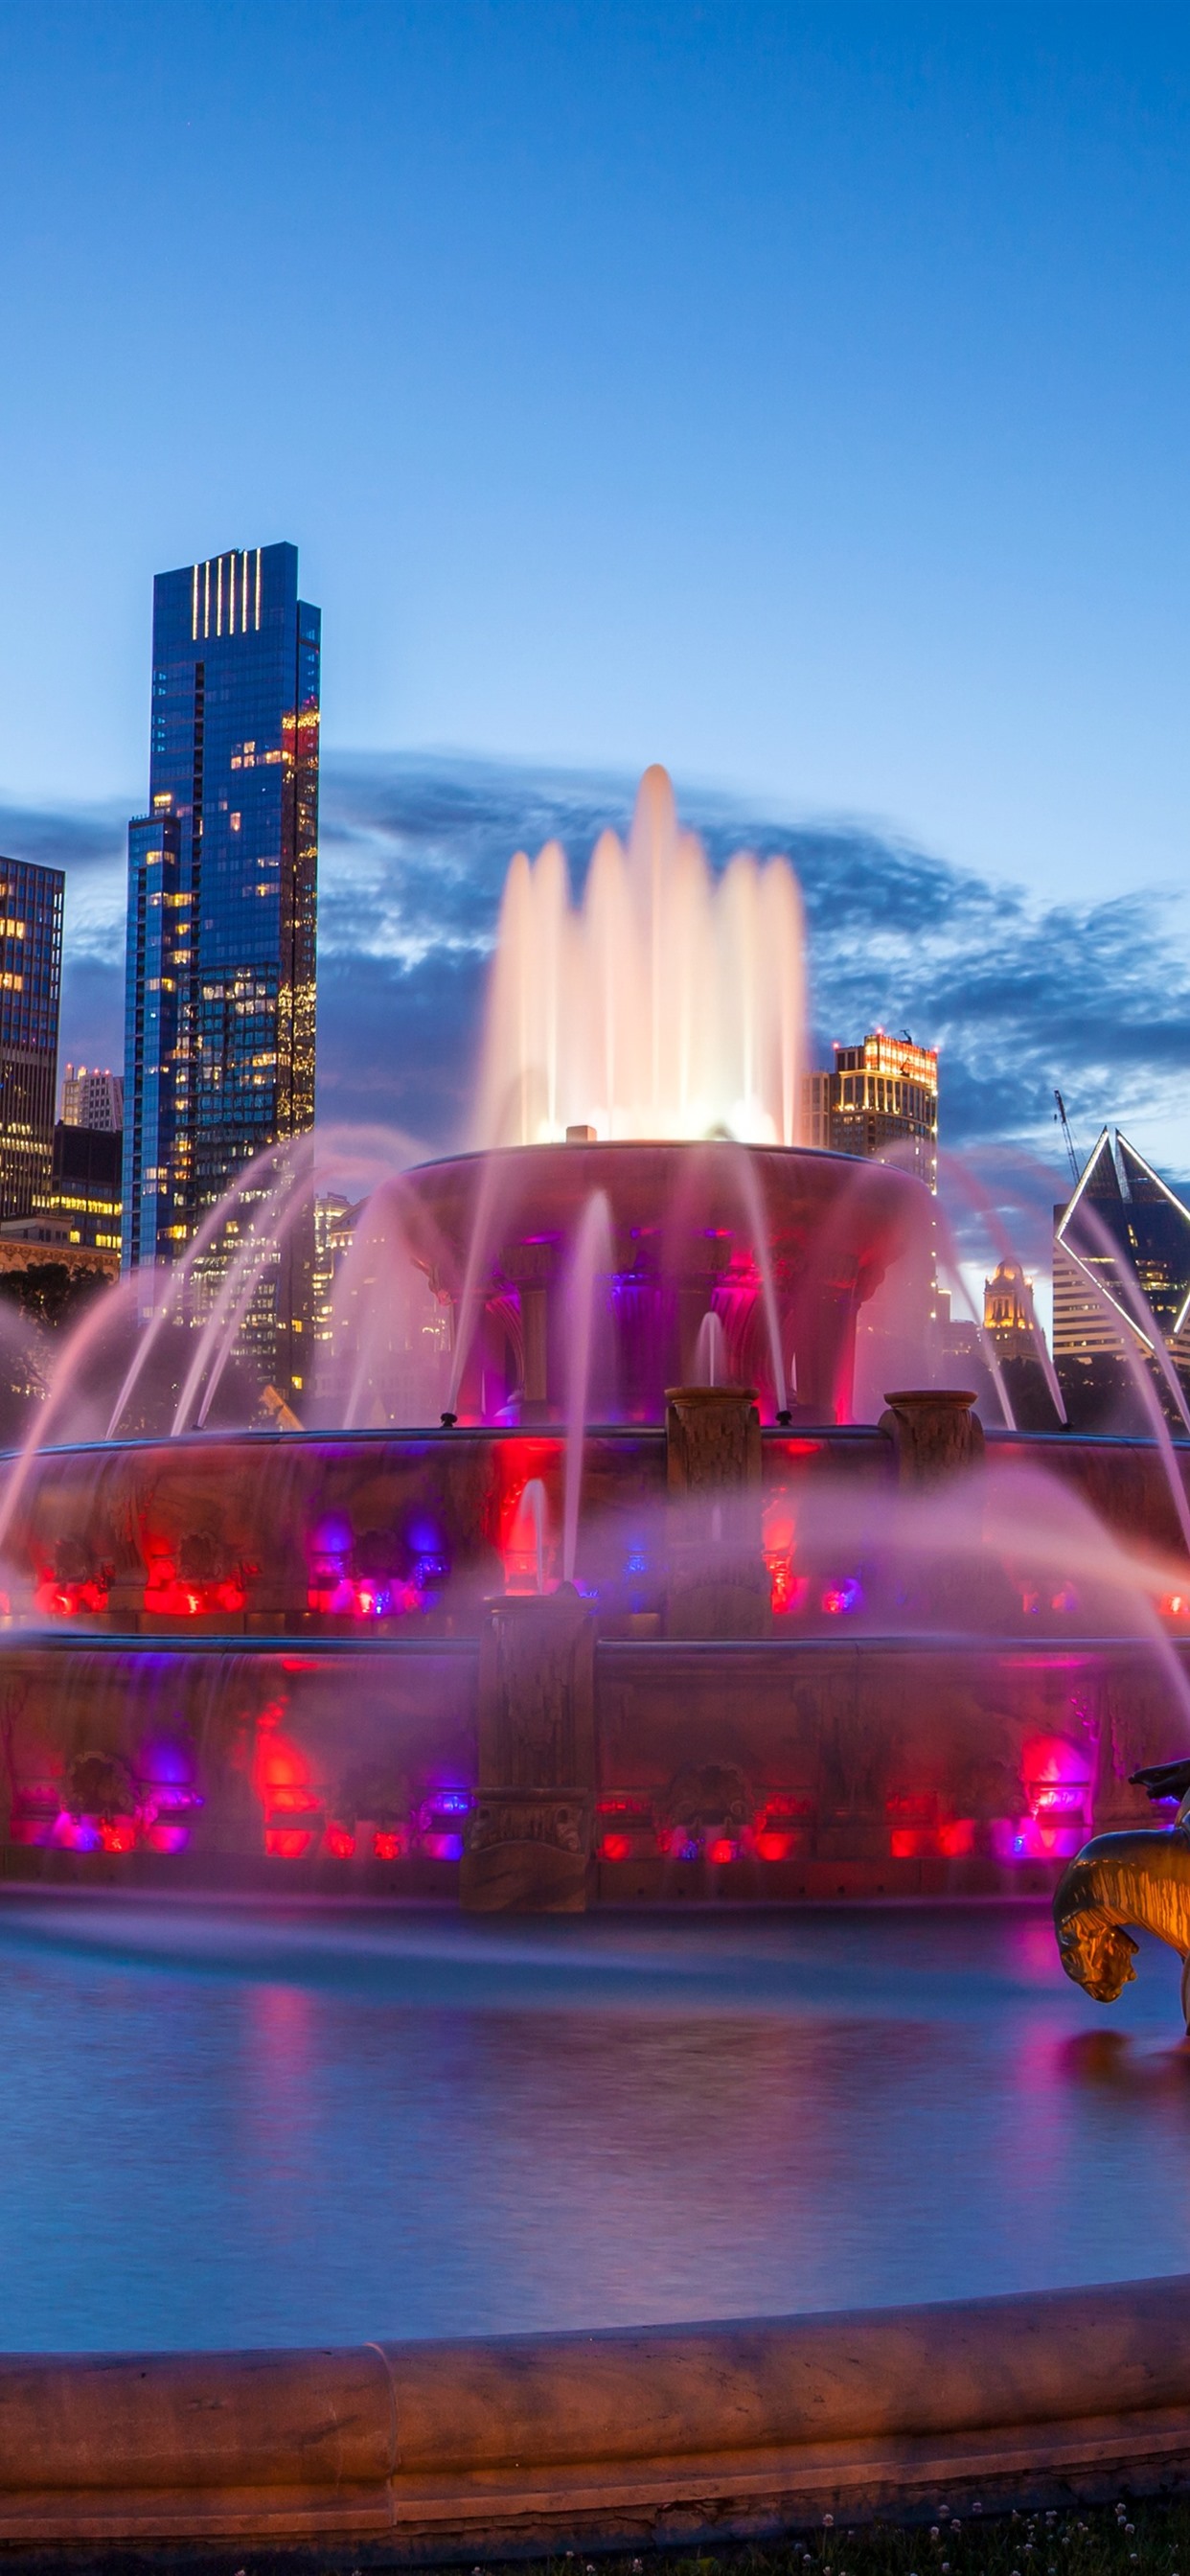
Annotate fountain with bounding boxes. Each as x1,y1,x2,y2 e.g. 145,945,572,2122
4,768,1190,2548
0,766,1186,1911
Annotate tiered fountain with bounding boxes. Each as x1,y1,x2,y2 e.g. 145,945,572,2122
0,769,1185,1906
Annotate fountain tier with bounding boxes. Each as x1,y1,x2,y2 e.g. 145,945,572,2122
404,1138,919,1423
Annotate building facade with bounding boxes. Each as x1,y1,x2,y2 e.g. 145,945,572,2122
122,543,320,1403
0,858,64,1226
983,1258,1038,1359
1054,1130,1190,1360
803,1032,938,1189
61,1064,123,1130
34,1122,123,1254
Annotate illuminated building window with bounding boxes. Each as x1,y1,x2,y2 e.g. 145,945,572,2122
123,544,319,1393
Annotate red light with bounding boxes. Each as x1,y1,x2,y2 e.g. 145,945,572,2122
264,1827,317,1859
708,1837,737,1865
891,1818,977,1860
600,1832,631,1862
142,1544,250,1620
145,1823,191,1854
34,1572,110,1619
324,1825,355,1859
373,1828,403,1861
99,1818,137,1854
1021,1733,1092,1822
750,1798,812,1862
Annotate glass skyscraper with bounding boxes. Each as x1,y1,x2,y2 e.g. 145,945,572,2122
123,542,319,1402
0,857,64,1225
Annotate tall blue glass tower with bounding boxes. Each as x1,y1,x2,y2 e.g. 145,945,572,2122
123,543,319,1403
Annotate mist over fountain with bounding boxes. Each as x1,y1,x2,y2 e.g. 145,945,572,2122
0,767,1184,1908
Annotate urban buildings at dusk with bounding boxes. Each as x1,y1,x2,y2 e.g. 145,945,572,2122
803,1033,939,1191
1054,1129,1190,1422
0,857,64,1228
122,542,320,1399
60,1064,123,1131
5,555,1190,1451
983,1258,1039,1360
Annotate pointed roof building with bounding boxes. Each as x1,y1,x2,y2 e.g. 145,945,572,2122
1053,1130,1190,1364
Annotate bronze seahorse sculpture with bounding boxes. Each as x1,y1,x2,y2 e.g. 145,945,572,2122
1054,1759,1190,2022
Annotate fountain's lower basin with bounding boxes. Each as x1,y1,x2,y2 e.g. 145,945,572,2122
0,1897,1186,2351
0,1627,1178,1892
1,1898,1189,2548
2,1420,1188,1893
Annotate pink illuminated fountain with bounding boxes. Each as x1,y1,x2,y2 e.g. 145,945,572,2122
475,764,806,1151
403,766,920,1427
0,768,1185,1906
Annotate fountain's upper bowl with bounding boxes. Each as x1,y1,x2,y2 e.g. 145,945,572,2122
402,1138,927,1424
405,1138,921,1276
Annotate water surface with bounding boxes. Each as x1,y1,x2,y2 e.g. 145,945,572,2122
0,1895,1185,2351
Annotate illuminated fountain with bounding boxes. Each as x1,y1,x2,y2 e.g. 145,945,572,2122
0,767,1186,1904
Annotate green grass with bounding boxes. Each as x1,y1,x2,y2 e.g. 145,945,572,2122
520,2500,1190,2576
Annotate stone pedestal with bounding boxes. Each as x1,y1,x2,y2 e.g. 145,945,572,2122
878,1388,985,1488
460,1586,596,1912
664,1386,768,1639
499,1240,559,1421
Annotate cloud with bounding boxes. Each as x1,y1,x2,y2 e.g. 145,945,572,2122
6,754,1189,1206
0,798,126,884
316,753,1190,1183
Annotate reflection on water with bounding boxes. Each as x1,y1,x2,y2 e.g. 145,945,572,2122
0,1896,1187,2352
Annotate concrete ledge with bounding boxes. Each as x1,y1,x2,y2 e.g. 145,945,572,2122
2,2279,1190,2556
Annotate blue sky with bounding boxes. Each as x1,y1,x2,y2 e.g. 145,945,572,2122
0,1,1187,1183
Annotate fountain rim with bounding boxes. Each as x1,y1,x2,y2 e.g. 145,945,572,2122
0,1624,1182,1658
4,1420,1190,1466
401,1136,930,1178
0,2270,1183,2548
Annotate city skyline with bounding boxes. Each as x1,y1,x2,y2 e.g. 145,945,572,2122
0,2,1183,1294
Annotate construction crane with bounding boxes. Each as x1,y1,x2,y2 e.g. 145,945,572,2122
1054,1090,1081,1185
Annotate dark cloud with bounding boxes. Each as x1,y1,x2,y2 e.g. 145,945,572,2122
0,798,126,881
316,753,1190,1176
317,948,485,1147
7,754,1188,1196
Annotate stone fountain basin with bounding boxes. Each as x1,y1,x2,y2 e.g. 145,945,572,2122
0,2277,1187,2552
0,1895,1189,2547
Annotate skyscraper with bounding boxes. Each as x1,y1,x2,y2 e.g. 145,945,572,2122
60,1064,123,1130
1053,1130,1190,1424
123,543,319,1402
803,1032,938,1189
983,1258,1038,1358
0,857,64,1225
